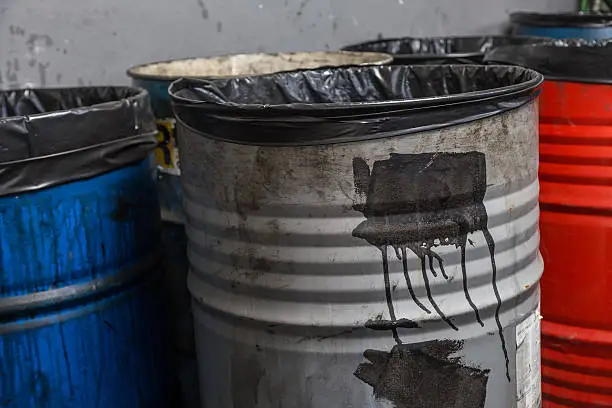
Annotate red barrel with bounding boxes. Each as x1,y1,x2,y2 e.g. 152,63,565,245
540,80,612,407
486,41,612,407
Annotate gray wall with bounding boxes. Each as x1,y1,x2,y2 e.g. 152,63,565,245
1,0,574,88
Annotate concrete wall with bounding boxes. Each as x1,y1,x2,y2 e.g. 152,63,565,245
0,0,575,88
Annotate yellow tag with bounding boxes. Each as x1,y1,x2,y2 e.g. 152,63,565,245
155,118,180,175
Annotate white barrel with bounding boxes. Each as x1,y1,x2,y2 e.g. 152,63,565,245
170,65,544,408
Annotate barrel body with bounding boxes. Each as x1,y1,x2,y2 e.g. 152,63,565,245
539,80,612,407
512,24,612,40
0,158,169,408
179,103,542,407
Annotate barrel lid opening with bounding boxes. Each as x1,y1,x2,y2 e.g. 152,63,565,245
484,39,612,84
341,36,549,62
0,86,157,196
510,12,612,28
127,51,393,81
169,64,543,146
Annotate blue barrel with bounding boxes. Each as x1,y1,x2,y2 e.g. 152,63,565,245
0,87,169,407
511,12,612,40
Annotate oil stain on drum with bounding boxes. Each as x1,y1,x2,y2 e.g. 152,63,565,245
352,152,510,383
354,340,489,408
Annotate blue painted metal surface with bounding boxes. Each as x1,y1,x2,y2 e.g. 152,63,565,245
511,12,612,40
132,77,174,119
0,158,169,408
513,24,612,40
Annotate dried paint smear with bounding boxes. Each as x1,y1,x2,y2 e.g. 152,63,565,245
352,152,509,380
354,340,489,408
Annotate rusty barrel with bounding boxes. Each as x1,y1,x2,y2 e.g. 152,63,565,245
486,40,612,407
342,35,547,64
170,64,543,407
126,51,391,407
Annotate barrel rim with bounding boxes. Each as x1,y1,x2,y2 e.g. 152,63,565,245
510,11,612,28
542,76,612,85
126,51,394,82
0,86,157,196
169,64,542,146
484,40,612,85
341,35,549,61
0,85,148,116
169,64,543,113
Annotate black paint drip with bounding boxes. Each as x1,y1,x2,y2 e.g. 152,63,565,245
482,228,510,382
352,152,510,381
401,246,431,314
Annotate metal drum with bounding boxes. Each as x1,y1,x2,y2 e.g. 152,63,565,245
511,12,612,40
126,50,392,407
170,64,543,407
0,88,168,407
342,35,547,64
487,41,612,407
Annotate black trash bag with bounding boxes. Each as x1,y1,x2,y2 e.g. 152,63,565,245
484,39,612,84
0,87,157,196
170,64,542,146
510,12,612,28
341,36,548,65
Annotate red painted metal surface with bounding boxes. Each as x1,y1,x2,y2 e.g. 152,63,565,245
540,80,612,407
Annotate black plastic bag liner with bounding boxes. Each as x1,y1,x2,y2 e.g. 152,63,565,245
510,12,612,28
341,36,548,65
169,64,543,146
0,87,157,196
484,39,612,84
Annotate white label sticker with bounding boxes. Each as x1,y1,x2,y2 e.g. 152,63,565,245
516,304,541,408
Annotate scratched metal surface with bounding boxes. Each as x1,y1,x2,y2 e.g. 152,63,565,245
0,0,574,87
179,100,542,407
0,159,170,408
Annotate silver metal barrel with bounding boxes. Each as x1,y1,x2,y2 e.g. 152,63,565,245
170,64,544,408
